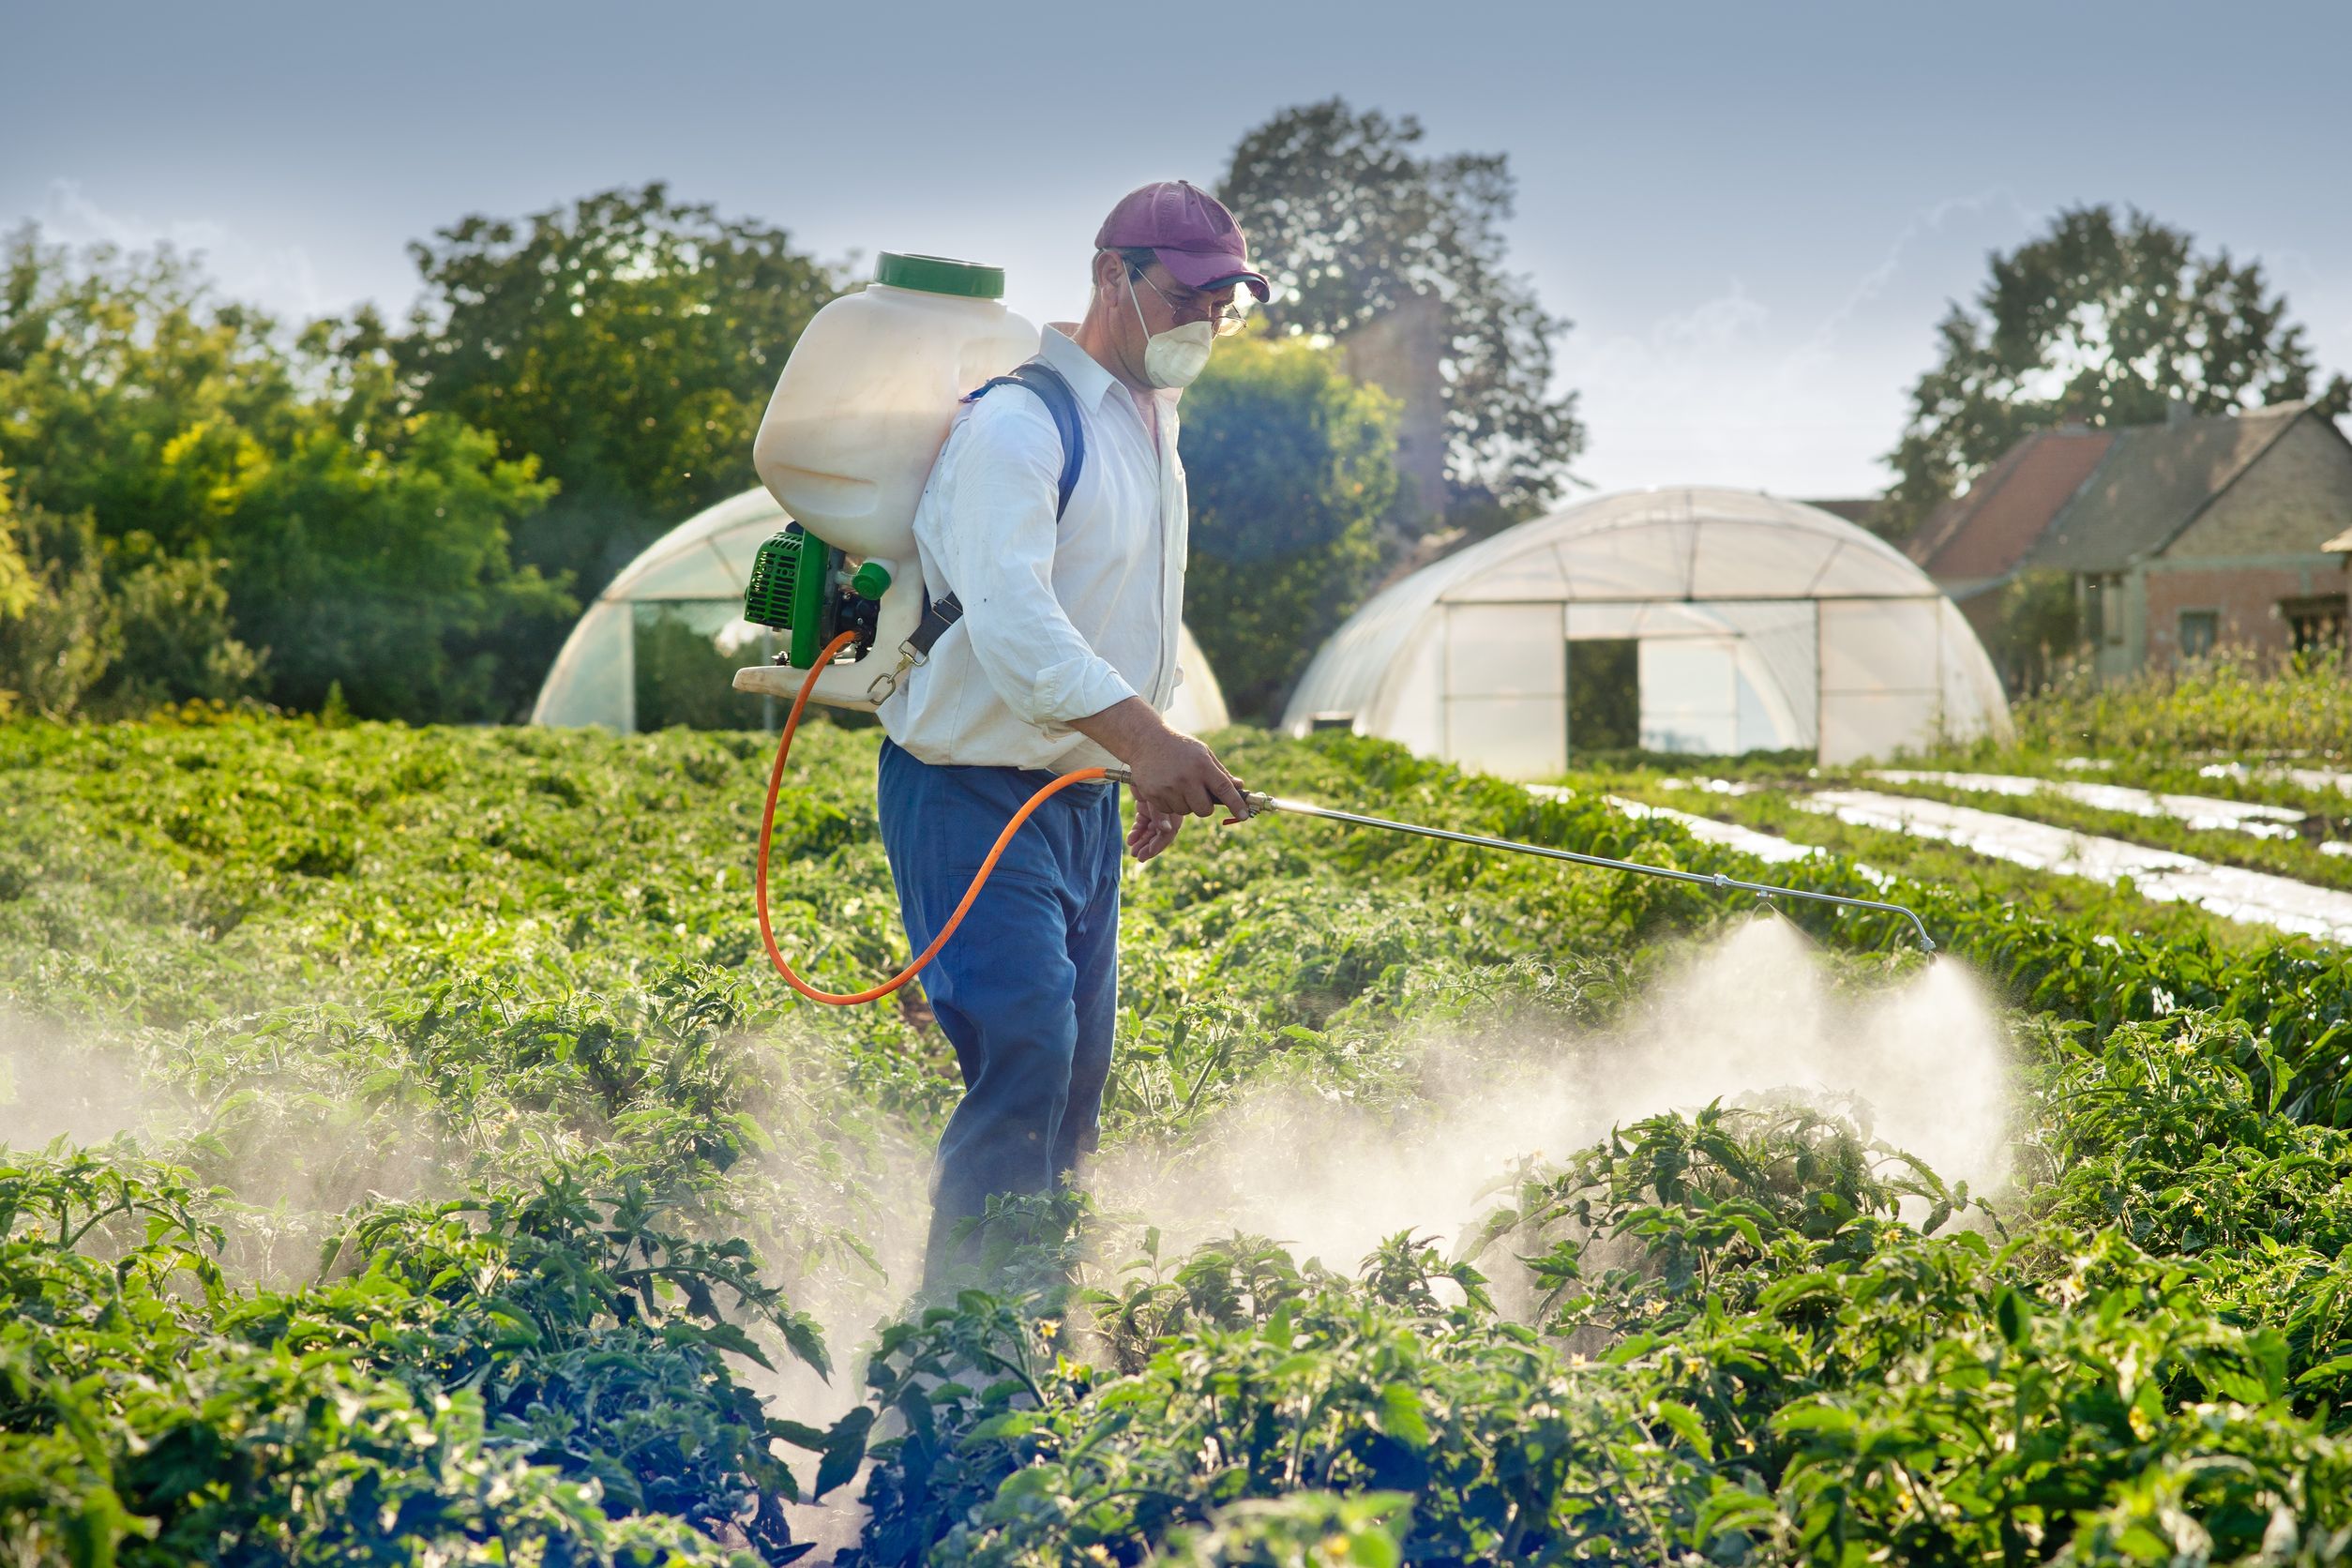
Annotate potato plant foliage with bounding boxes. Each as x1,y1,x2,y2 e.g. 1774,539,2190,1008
2,708,2349,1565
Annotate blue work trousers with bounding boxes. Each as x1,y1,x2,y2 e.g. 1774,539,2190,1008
876,738,1122,1282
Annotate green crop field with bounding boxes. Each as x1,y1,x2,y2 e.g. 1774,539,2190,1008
6,699,2352,1566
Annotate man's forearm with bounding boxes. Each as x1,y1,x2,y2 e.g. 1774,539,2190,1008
1067,696,1170,764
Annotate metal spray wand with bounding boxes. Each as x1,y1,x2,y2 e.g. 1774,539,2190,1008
1102,769,1937,954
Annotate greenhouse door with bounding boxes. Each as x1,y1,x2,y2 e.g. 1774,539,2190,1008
1441,604,1566,778
1637,639,1740,754
1566,639,1638,755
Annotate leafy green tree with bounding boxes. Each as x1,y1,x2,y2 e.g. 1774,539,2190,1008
219,312,571,716
0,471,35,622
1978,567,2082,698
1180,332,1398,722
1884,204,2352,539
0,230,299,551
0,224,566,720
0,468,65,718
392,183,842,596
0,498,114,719
0,493,259,722
1218,98,1582,520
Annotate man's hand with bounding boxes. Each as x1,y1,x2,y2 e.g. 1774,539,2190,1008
1071,696,1250,822
1126,802,1184,862
1121,726,1249,820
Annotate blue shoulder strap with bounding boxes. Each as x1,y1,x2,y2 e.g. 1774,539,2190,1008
907,360,1090,662
961,359,1085,520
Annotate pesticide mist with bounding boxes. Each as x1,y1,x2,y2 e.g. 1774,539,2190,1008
1090,917,2012,1281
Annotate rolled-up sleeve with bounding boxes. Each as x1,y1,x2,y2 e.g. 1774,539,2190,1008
918,395,1137,733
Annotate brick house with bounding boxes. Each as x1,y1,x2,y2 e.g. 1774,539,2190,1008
1908,403,2352,681
1903,424,2115,651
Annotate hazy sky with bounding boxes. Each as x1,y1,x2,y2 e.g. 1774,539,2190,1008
9,0,2349,498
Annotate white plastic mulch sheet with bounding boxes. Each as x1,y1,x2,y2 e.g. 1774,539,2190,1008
1530,785,1894,890
1802,790,2352,943
1867,770,2306,839
1604,795,1821,866
1529,783,1813,864
2198,761,2352,796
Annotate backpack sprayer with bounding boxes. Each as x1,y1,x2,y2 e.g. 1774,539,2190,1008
733,253,1934,1006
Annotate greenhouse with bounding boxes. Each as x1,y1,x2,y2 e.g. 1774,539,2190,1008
1280,487,2012,776
531,487,1231,734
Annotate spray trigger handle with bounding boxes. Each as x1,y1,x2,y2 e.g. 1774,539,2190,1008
1094,765,1269,825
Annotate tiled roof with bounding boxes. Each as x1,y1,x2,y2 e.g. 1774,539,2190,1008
1907,426,2114,580
2023,404,2309,573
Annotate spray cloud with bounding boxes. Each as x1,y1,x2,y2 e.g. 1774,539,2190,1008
1090,919,2013,1280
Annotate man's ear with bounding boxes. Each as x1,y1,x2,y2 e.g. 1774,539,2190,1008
1091,249,1126,294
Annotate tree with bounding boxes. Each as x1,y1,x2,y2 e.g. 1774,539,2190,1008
0,468,52,718
0,473,33,624
1179,332,1398,722
1978,568,2083,698
1883,204,2351,540
199,309,574,717
0,229,300,556
0,469,261,721
0,225,567,720
1218,98,1582,520
393,183,842,596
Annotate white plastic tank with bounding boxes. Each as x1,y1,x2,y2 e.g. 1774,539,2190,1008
753,252,1038,562
741,252,1038,711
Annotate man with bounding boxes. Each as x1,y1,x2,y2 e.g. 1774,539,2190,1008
876,180,1266,1282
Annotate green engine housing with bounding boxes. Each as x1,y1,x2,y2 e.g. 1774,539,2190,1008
743,525,892,671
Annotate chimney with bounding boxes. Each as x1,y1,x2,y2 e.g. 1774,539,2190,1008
2166,398,2193,427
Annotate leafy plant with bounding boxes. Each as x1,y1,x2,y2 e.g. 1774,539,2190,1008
9,711,2352,1564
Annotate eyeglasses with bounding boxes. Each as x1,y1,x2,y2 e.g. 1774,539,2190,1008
1130,266,1251,338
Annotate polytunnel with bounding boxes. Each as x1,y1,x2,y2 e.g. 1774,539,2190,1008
1281,487,2012,776
532,487,1231,734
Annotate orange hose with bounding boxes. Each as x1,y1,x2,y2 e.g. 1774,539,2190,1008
755,629,1108,1005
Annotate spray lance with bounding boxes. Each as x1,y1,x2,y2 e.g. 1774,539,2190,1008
1102,766,1937,953
742,628,1935,1007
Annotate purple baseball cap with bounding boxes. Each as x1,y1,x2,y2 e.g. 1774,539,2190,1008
1095,179,1272,302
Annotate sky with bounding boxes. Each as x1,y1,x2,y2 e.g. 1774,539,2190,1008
8,0,2350,500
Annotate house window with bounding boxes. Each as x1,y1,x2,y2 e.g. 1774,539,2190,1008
2098,576,2125,646
2178,609,2219,659
2280,596,2346,654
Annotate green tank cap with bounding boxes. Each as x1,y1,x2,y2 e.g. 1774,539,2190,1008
849,561,893,600
874,252,1005,299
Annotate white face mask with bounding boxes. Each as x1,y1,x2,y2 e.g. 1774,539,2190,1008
1128,273,1214,389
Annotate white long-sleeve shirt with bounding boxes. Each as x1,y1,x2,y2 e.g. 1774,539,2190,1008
879,324,1187,773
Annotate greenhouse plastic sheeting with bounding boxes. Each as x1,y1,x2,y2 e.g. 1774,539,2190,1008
1283,488,2012,775
532,487,1232,736
530,600,634,731
1443,603,1567,776
1819,599,1943,763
